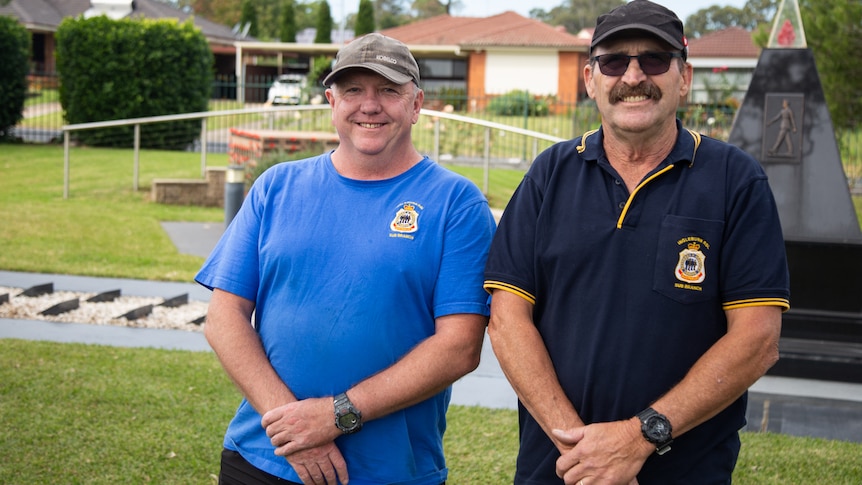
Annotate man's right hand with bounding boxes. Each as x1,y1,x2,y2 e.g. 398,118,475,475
285,442,349,485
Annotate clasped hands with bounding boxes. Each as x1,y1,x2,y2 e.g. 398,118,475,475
262,397,349,485
551,419,653,485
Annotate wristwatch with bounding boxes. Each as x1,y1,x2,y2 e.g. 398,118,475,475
333,392,363,434
636,407,673,455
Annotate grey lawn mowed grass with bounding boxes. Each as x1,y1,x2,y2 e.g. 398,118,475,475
1,143,862,483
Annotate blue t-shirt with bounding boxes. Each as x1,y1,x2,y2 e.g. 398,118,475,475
197,153,495,485
484,123,790,484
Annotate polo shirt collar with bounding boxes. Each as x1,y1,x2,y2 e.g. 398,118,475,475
578,119,701,168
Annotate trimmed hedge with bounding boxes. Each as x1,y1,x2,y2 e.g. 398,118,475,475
55,16,213,149
0,16,30,140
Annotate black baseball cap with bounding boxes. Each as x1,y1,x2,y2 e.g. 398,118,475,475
590,0,688,59
323,33,421,87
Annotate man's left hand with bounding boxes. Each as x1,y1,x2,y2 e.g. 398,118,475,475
285,442,349,485
552,419,650,485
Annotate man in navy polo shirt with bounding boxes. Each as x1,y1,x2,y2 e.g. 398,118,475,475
483,1,790,483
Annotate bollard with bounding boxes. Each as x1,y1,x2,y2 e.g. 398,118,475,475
224,165,245,229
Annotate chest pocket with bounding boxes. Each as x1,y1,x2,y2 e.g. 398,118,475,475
653,214,724,304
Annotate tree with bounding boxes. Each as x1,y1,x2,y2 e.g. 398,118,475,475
684,0,776,38
412,0,461,18
192,0,244,29
279,0,298,41
532,0,625,34
0,15,29,140
355,0,375,35
798,0,862,134
741,0,778,25
165,0,300,40
685,6,748,38
314,1,333,43
375,0,411,29
239,0,259,37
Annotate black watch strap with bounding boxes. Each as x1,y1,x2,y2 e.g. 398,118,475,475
636,407,673,455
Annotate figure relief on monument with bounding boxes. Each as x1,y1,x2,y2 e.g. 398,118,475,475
763,94,803,162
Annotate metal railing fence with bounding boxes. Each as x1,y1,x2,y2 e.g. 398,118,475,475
60,105,568,199
17,71,862,194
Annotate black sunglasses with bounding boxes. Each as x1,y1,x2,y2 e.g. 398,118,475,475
590,52,685,77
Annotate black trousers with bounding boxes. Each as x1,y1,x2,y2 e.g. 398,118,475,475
219,449,302,485
219,448,446,485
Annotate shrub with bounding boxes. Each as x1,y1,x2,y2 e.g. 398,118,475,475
246,149,321,190
55,16,213,149
487,90,550,117
0,16,30,140
426,87,467,112
309,55,333,88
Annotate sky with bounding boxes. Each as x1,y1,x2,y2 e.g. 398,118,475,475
329,0,749,28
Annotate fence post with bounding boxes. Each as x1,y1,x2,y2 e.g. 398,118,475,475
224,165,245,229
483,127,491,196
63,131,70,199
522,90,530,162
433,118,440,163
133,124,140,191
200,118,208,178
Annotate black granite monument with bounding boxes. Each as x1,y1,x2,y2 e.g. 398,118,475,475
726,0,862,382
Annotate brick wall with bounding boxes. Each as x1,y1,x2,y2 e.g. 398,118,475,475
151,167,226,207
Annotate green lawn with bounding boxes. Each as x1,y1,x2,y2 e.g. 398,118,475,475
0,144,525,282
1,340,860,484
0,145,226,281
2,143,861,283
2,143,862,482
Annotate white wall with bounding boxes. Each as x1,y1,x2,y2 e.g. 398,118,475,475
484,50,558,95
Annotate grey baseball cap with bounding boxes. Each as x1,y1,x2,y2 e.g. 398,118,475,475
323,33,421,87
590,0,688,59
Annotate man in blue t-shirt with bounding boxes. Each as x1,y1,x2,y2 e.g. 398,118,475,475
484,1,790,484
197,33,495,485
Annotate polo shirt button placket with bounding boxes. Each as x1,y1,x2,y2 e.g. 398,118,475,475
614,179,626,212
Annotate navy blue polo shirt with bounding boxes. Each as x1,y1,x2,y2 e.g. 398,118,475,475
484,121,790,484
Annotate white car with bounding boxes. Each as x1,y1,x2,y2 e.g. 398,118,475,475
267,74,307,105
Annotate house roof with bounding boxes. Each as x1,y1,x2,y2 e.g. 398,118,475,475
380,11,589,50
129,0,238,43
0,0,90,31
0,0,239,43
687,27,760,58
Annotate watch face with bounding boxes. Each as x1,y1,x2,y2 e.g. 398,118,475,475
645,415,671,441
338,412,359,429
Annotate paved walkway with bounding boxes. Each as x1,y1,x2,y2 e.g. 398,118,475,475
2,220,862,444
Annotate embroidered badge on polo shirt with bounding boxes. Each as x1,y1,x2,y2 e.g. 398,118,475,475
675,239,707,285
390,201,421,236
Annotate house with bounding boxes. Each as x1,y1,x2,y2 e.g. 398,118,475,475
232,11,591,108
0,0,242,78
4,1,758,109
380,12,591,103
686,26,761,106
380,18,761,108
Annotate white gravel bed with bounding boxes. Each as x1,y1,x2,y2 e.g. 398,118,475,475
0,285,208,333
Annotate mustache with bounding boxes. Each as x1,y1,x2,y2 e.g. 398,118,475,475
609,83,662,103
